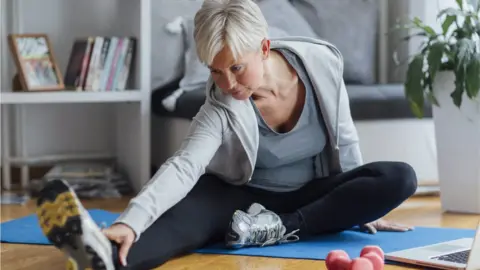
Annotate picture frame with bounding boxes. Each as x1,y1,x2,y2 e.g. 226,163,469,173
8,33,65,91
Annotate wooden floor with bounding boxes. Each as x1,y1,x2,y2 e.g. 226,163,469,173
1,195,479,270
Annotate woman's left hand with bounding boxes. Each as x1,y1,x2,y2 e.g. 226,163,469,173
360,219,414,234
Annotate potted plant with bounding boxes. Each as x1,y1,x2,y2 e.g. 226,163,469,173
396,0,480,213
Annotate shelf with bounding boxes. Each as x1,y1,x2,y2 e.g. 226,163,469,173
0,90,143,104
7,152,115,166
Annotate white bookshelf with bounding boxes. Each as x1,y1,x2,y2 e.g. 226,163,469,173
0,0,152,193
1,90,143,104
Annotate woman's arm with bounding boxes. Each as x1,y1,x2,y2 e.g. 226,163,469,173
114,101,225,241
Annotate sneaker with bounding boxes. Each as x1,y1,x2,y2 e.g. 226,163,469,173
36,179,115,270
225,203,300,249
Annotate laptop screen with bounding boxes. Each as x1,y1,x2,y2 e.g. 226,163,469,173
466,222,480,270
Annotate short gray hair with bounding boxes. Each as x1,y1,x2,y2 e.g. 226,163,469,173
194,0,269,65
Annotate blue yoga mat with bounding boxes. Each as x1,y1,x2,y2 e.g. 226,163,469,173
1,209,476,261
0,209,120,245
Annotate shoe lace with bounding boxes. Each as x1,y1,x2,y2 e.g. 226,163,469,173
250,222,300,247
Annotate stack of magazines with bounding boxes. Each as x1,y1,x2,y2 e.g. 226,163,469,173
30,162,133,199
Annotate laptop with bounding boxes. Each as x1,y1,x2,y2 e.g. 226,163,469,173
385,221,480,270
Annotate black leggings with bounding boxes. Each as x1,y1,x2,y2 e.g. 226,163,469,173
119,161,417,270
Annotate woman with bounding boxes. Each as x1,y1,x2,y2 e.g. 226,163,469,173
36,0,417,269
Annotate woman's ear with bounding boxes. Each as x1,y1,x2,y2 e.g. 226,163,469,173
261,39,271,60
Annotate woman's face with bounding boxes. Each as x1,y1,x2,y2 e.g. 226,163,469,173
208,40,270,100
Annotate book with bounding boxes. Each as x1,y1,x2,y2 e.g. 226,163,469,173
64,36,137,91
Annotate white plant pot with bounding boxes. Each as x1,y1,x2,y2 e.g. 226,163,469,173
432,71,480,214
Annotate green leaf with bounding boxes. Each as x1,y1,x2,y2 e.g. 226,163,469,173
442,15,457,34
409,101,424,118
438,7,463,18
450,39,476,106
405,54,425,117
412,17,437,36
456,0,463,9
413,17,423,25
421,26,437,37
452,65,466,107
455,38,476,68
466,54,480,98
427,91,440,106
451,83,465,107
392,32,428,66
427,42,445,81
402,32,428,41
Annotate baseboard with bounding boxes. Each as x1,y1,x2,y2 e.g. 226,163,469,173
414,185,440,196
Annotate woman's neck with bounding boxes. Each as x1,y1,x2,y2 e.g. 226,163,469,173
251,50,298,101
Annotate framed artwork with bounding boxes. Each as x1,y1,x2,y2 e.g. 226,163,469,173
8,34,65,91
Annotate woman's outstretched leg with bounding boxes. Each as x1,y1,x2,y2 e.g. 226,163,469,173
36,179,116,270
121,175,254,269
36,175,255,270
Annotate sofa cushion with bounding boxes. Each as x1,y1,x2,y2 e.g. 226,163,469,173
290,0,378,85
152,83,433,120
347,85,432,120
257,0,319,39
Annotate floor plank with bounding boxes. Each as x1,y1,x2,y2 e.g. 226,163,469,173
1,196,479,269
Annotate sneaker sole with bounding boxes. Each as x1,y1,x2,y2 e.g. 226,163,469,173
36,179,109,270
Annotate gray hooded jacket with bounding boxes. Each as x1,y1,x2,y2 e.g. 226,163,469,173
115,37,363,240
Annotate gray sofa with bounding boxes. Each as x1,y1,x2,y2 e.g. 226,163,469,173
152,81,432,121
150,0,432,122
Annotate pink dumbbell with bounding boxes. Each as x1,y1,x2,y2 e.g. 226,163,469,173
325,245,385,270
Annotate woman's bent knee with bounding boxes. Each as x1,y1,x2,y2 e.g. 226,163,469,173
367,161,418,199
384,161,418,199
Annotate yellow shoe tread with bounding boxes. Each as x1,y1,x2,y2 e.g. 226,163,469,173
36,191,80,236
66,258,78,270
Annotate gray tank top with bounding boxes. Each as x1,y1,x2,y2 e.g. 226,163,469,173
247,48,329,192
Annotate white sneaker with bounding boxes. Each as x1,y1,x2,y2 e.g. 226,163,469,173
225,203,300,249
36,179,115,270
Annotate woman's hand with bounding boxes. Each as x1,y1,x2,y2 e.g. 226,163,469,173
102,223,136,266
360,219,414,234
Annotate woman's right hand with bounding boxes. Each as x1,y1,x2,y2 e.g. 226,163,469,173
102,223,136,266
